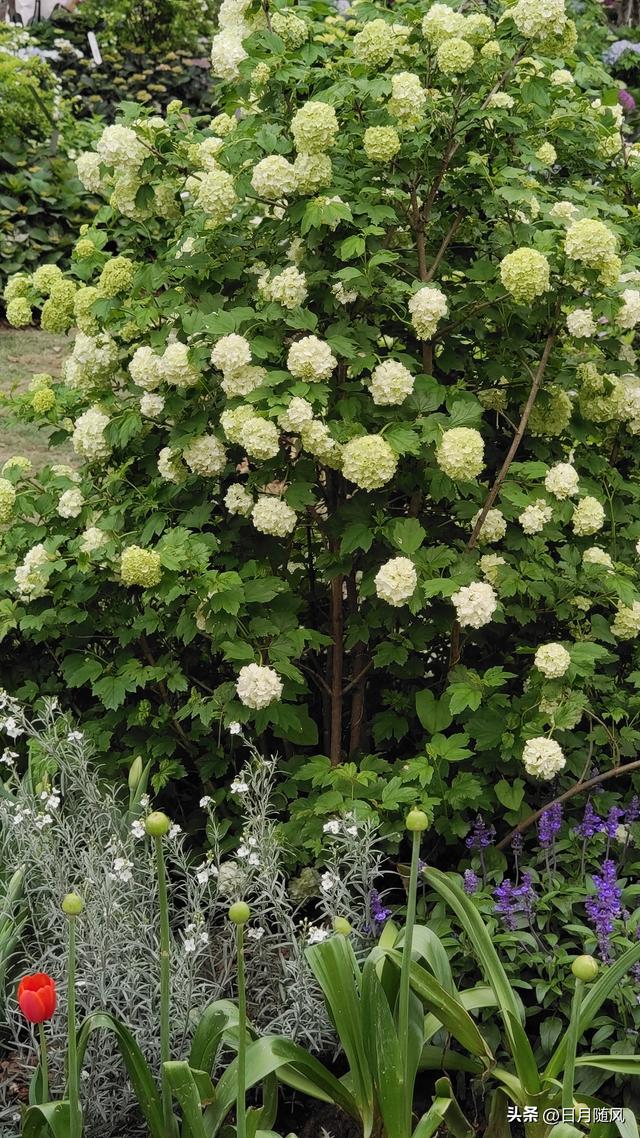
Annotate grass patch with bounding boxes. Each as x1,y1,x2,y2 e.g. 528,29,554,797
0,323,72,469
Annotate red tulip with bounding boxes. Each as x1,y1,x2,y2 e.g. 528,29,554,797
17,973,57,1024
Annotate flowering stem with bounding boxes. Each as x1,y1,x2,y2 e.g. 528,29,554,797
398,830,421,1135
236,923,247,1138
67,916,81,1138
562,978,584,1110
154,834,176,1138
37,1021,48,1103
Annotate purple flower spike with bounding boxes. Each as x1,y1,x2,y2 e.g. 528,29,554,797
575,802,604,839
465,815,496,851
538,802,563,849
494,872,537,931
512,832,523,856
603,806,625,839
626,796,640,824
463,869,479,895
585,859,622,963
369,889,391,925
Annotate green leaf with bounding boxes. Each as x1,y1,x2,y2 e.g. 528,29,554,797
164,1062,209,1138
21,1102,72,1138
390,519,426,556
76,1012,165,1138
188,1000,239,1074
361,957,405,1138
494,779,525,811
415,690,453,734
339,235,365,260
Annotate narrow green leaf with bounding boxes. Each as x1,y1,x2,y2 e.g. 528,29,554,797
163,1062,208,1138
76,1012,165,1138
21,1101,72,1138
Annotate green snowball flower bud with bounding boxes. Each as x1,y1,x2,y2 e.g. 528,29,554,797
333,916,352,936
145,811,171,837
228,901,251,925
62,892,84,916
406,808,429,832
571,954,599,982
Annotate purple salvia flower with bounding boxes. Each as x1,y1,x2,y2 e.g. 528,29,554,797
585,859,622,963
494,872,537,931
538,802,563,849
369,889,391,925
465,815,496,851
626,796,640,824
619,89,637,113
603,806,625,839
463,869,479,895
512,832,523,855
575,802,604,839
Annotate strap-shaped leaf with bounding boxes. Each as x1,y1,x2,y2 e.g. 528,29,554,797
405,926,456,995
432,1077,474,1138
484,1089,512,1138
164,1062,209,1138
419,1047,484,1074
76,1011,165,1138
189,1000,241,1073
575,1055,640,1075
204,1035,359,1138
361,957,404,1138
544,940,640,1081
383,948,493,1061
424,985,496,1042
21,1101,72,1138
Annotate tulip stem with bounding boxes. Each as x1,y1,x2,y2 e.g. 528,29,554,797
398,830,421,1136
38,1021,48,1103
562,978,584,1110
236,923,247,1138
67,915,81,1138
155,833,176,1138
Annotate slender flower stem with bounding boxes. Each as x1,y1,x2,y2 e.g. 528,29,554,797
398,830,421,1135
562,978,584,1110
67,916,81,1138
38,1021,49,1103
236,924,247,1138
155,834,175,1138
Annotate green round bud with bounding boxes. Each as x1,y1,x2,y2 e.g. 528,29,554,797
145,811,171,837
333,916,352,936
228,901,251,925
406,808,429,832
62,892,84,916
571,954,599,982
128,755,143,791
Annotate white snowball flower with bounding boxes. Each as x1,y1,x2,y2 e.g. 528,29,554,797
566,308,596,338
211,333,252,375
478,553,506,585
368,360,414,406
278,397,314,433
451,581,497,628
236,663,283,709
436,428,484,481
408,285,448,339
129,345,162,391
522,737,566,779
183,434,227,477
534,642,571,679
544,462,579,500
618,289,640,331
57,488,84,519
572,496,605,536
251,155,297,200
140,393,165,418
471,508,506,544
519,500,552,535
80,526,108,554
287,336,337,381
583,546,613,570
72,407,111,461
251,496,297,537
374,557,417,606
225,483,253,516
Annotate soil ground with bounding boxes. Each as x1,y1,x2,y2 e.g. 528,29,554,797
0,324,72,469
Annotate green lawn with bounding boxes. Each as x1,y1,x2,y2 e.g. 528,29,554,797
0,325,72,469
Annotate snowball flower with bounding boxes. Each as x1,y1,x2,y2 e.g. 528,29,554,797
15,544,50,600
550,68,573,85
500,248,550,304
388,72,427,127
352,18,396,67
612,602,640,640
57,489,84,519
140,393,165,418
618,290,640,331
510,0,567,40
293,153,333,195
160,342,200,388
522,737,565,779
236,663,283,709
451,581,497,628
194,169,237,224
519,499,552,535
363,126,401,163
408,286,448,339
72,407,111,461
436,37,474,74
436,427,484,481
368,360,414,405
422,4,466,47
287,336,337,381
120,546,162,587
75,151,103,193
225,484,253,516
158,447,186,484
583,546,613,569
564,218,617,270
374,557,417,606
291,101,339,153
479,553,506,585
472,508,506,544
342,435,398,490
0,480,16,524
271,9,308,46
535,142,556,167
211,333,252,375
238,416,280,461
534,642,571,678
279,397,314,433
80,527,108,554
251,155,297,200
544,462,579,499
572,496,605,536
129,346,162,391
261,267,308,309
210,28,247,81
566,308,596,338
96,124,146,168
183,435,227,477
251,496,297,537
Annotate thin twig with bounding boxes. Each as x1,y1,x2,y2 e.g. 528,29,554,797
425,213,463,282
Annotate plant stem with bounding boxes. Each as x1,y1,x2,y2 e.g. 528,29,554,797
398,830,421,1136
562,978,584,1110
155,834,175,1138
38,1021,49,1104
236,923,247,1138
67,916,81,1138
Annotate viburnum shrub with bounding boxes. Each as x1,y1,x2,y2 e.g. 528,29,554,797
3,0,640,851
